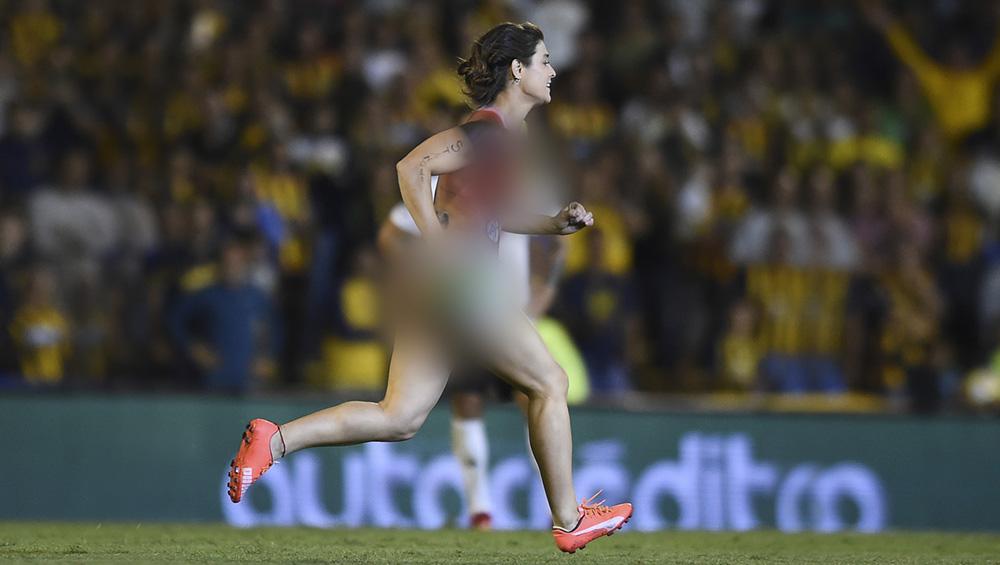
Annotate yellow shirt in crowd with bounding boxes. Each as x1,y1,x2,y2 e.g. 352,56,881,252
887,23,1000,141
10,9,62,68
320,275,387,391
9,305,70,384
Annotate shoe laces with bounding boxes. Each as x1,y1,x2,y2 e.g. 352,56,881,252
579,489,612,517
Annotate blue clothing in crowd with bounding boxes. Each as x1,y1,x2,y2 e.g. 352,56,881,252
169,282,278,391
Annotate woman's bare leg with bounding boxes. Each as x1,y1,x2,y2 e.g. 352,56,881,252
483,313,579,530
275,328,450,457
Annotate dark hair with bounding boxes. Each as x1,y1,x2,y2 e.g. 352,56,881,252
457,22,544,107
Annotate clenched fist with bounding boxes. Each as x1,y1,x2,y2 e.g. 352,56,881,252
554,202,595,235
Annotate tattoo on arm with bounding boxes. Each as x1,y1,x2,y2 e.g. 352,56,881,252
416,139,464,186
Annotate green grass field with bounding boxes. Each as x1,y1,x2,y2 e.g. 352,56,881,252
2,523,998,564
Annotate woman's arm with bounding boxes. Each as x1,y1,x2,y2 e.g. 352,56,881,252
396,127,471,238
503,202,595,235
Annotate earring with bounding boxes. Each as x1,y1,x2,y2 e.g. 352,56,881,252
514,77,521,84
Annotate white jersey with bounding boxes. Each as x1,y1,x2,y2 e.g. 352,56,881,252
389,176,532,308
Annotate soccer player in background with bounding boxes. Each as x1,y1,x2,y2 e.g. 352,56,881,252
227,22,632,552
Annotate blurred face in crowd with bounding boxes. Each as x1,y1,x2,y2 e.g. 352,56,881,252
313,107,336,134
571,68,599,104
947,42,973,69
809,167,836,213
580,164,609,203
0,213,26,259
11,105,43,138
191,200,216,238
231,172,258,230
220,243,249,286
729,301,756,337
61,152,91,189
773,168,799,210
851,166,878,215
27,268,57,305
170,150,194,178
271,143,290,171
297,23,324,57
514,40,556,105
161,204,187,243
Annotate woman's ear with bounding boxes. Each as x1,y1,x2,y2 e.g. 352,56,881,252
511,59,522,81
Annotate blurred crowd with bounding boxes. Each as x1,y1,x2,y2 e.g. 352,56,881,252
2,0,1000,412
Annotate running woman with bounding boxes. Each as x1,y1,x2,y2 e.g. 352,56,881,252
379,183,565,531
227,22,632,553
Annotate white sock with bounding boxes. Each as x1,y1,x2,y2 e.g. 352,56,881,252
451,417,492,516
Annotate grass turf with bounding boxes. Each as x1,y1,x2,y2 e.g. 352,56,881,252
1,523,998,564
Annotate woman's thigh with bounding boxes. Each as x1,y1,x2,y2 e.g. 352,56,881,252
477,311,565,397
381,325,453,419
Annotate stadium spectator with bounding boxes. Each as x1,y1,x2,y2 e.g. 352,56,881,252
0,209,32,379
9,265,69,385
731,167,810,266
937,167,988,369
558,228,636,394
27,150,117,309
8,0,62,71
315,247,387,391
880,240,945,412
862,1,1000,141
718,299,761,390
168,239,279,392
744,229,810,392
0,103,47,201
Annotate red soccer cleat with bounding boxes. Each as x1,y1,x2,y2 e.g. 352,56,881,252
551,491,632,553
227,418,281,503
471,512,492,531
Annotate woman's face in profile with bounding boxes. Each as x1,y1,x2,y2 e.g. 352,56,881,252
518,40,557,104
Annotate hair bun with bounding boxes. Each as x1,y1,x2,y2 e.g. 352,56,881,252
456,22,544,107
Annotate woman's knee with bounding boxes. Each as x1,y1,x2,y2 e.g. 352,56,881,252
526,366,569,401
389,421,421,441
379,402,426,441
